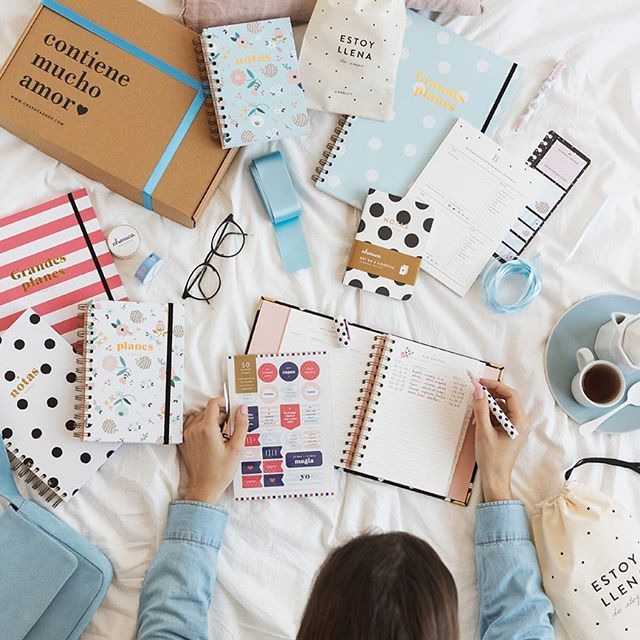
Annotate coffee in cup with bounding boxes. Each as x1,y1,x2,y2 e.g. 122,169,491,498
571,348,625,409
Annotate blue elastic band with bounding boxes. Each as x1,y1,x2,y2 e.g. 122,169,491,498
482,259,542,313
142,90,205,210
42,0,204,211
41,0,201,90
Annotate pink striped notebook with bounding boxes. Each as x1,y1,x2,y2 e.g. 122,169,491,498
0,189,127,346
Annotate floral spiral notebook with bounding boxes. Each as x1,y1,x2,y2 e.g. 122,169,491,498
75,301,185,444
198,17,310,148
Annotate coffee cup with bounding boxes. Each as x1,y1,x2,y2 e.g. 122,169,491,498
571,348,625,409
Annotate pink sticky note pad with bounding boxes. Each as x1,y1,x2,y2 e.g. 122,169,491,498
537,140,588,189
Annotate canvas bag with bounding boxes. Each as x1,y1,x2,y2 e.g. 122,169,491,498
531,458,640,639
299,0,406,120
0,444,112,640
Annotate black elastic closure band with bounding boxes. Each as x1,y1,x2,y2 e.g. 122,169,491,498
481,62,518,133
163,303,174,445
565,457,640,481
67,192,113,300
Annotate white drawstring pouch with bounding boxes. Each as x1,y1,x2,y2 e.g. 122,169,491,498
531,458,640,639
299,0,406,120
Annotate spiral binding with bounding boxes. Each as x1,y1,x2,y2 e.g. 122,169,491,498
73,303,93,441
341,334,395,470
526,130,554,167
5,446,65,507
311,114,355,184
193,35,223,143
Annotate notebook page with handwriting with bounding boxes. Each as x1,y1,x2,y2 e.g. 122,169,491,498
278,309,375,465
358,336,485,496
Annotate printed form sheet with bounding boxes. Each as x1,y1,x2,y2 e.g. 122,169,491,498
407,119,539,295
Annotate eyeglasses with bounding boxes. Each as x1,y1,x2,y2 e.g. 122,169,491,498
182,213,247,303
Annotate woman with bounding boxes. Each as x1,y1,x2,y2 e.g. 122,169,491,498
136,380,554,639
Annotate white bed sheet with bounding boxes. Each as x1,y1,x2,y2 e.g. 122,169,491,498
2,1,640,638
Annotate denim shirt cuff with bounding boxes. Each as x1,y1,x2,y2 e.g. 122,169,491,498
475,500,531,545
165,500,228,549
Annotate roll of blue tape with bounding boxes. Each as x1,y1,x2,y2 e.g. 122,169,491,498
135,252,164,285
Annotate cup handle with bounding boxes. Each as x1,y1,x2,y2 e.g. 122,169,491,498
576,347,595,371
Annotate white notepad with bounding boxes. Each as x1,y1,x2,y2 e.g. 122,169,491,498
407,119,540,295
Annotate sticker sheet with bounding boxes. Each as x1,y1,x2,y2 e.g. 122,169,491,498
228,352,336,500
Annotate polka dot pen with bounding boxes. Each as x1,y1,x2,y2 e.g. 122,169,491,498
466,370,519,440
334,316,351,348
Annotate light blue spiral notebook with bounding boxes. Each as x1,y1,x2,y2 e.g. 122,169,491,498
312,10,521,207
199,18,311,148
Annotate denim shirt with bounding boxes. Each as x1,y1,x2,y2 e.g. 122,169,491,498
475,501,555,639
137,500,554,639
137,501,228,640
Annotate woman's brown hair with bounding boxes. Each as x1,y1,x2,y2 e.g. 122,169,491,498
297,532,459,640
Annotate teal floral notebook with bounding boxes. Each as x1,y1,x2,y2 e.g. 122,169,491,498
199,18,310,148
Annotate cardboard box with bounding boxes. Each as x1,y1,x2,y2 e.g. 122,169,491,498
0,0,237,228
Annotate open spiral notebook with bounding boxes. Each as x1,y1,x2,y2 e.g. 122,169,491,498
247,298,502,505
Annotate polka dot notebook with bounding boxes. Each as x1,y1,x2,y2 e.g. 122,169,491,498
344,188,435,301
0,309,116,505
312,9,520,208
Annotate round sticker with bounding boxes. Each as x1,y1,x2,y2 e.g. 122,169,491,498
300,360,320,381
260,385,278,404
279,361,299,382
303,383,321,401
258,362,278,383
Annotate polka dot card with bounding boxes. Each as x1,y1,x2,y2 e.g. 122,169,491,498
0,309,116,504
343,189,434,301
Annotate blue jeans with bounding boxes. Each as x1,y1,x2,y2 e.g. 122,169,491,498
137,500,554,639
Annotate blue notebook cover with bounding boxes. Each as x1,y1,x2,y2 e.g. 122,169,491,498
313,10,521,207
202,18,311,148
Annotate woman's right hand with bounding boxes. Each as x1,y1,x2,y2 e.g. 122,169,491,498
473,379,531,503
180,398,249,505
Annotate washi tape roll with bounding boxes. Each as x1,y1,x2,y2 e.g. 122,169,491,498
107,225,140,259
134,252,163,284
